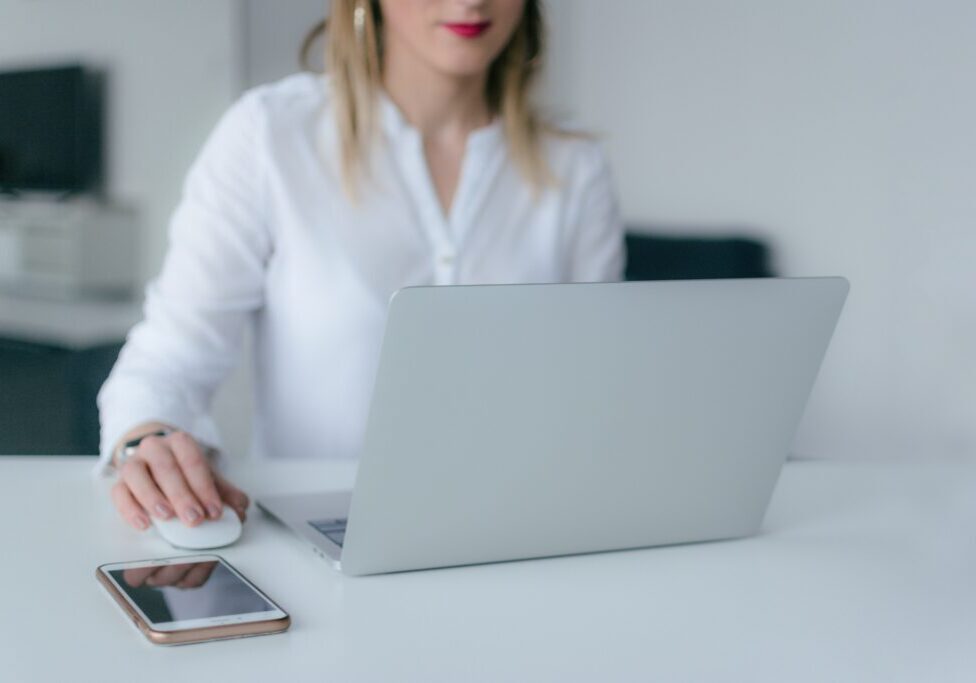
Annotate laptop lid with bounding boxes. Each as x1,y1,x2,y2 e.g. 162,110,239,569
340,278,848,575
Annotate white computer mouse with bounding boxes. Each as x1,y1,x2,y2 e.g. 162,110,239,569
151,505,242,549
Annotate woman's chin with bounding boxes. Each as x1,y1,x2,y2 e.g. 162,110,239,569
430,55,498,80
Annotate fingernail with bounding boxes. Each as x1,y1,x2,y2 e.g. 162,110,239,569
155,503,173,518
135,515,149,530
207,503,222,519
185,507,202,523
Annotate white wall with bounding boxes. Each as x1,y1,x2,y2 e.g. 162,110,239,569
242,0,326,89
546,0,976,460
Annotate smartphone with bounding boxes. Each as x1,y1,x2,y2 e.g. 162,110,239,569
96,554,290,645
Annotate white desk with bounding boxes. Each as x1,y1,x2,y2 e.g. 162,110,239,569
2,457,974,682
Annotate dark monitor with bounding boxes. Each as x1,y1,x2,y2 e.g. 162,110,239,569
0,64,104,194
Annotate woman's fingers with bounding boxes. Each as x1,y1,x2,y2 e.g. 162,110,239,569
122,566,158,587
146,563,194,587
215,473,250,522
176,561,218,588
111,480,150,531
139,436,205,526
113,430,246,529
120,562,214,589
120,457,174,520
169,432,223,520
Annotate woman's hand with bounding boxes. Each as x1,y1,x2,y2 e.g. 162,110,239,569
110,428,249,531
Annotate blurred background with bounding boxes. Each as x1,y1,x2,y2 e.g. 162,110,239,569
0,0,972,462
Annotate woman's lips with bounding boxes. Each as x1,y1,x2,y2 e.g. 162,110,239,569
442,21,491,38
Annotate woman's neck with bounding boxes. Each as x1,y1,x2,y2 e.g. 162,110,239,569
381,45,492,139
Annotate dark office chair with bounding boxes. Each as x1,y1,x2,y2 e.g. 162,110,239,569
624,230,774,281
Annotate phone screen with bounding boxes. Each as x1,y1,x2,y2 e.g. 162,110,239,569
107,559,275,626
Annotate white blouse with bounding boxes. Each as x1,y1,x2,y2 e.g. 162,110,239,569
95,73,624,473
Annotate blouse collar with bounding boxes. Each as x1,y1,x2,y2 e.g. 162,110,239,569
377,89,503,150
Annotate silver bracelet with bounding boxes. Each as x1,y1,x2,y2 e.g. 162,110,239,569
113,428,173,468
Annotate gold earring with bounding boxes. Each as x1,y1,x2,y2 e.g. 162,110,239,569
354,1,366,44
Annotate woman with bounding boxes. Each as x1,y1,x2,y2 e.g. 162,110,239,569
98,0,624,531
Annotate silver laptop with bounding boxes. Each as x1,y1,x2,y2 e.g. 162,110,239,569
258,278,848,576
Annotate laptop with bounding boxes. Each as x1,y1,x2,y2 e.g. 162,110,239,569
258,278,848,576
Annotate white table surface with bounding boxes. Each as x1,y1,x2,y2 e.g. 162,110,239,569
1,457,974,682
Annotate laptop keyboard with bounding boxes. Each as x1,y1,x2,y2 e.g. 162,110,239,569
309,518,347,547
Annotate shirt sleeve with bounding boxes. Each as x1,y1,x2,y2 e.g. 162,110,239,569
94,90,272,476
566,142,626,283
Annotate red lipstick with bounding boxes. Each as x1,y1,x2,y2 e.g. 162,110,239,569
442,21,491,38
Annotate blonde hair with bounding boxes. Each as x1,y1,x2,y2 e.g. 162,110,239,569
302,0,552,197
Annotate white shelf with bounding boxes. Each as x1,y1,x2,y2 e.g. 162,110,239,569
0,292,141,348
0,197,138,300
